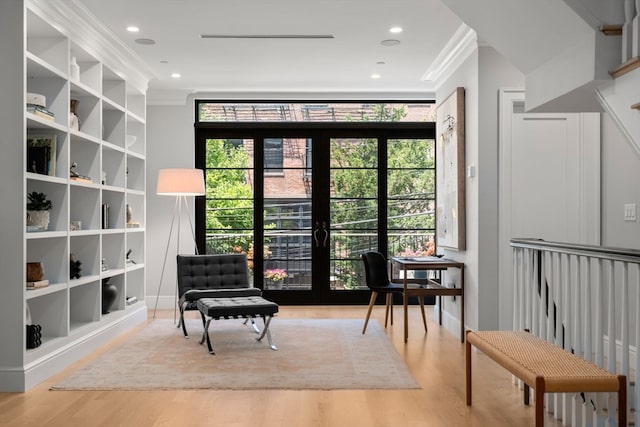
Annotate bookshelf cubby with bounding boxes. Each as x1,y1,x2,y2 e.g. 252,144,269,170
0,0,151,391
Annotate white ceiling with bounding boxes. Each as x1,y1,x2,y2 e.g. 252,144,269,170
77,0,464,104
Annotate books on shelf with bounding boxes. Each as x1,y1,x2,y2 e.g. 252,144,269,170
26,135,57,176
26,103,55,122
26,279,49,289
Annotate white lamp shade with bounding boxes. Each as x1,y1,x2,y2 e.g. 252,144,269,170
156,168,205,196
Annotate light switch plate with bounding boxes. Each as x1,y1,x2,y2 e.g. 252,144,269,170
624,204,637,221
466,165,475,178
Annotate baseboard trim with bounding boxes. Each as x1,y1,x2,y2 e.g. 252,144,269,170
434,303,462,339
0,305,147,392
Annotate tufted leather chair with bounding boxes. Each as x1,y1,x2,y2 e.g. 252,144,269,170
176,254,260,337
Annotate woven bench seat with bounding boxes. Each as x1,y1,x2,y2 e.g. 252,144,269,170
465,330,626,427
196,296,279,354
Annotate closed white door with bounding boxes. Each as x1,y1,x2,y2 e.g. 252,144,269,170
498,89,600,328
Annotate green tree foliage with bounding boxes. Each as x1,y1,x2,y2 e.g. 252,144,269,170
387,139,435,232
205,139,253,253
330,107,435,235
204,104,435,287
329,105,435,288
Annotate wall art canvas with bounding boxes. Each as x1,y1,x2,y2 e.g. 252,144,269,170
435,87,465,250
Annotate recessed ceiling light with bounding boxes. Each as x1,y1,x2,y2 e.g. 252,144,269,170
376,61,386,65
389,27,403,33
127,26,140,33
371,74,381,79
135,38,156,45
380,39,400,47
171,73,181,79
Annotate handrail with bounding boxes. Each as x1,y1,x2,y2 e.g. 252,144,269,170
510,238,640,262
609,56,640,78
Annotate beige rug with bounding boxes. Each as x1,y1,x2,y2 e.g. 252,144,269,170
51,318,420,390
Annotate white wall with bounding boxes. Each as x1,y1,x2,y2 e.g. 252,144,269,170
477,47,525,329
435,45,524,333
143,45,526,336
601,112,640,249
435,49,480,332
146,104,196,310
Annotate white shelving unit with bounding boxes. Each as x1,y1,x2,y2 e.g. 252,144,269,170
0,0,152,391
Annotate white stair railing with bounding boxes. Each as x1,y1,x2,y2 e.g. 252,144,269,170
619,0,640,61
511,238,640,426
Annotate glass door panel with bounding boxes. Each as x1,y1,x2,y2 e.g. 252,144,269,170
263,138,312,290
329,138,378,291
203,138,255,277
387,138,436,258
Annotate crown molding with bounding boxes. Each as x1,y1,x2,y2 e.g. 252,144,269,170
28,0,155,93
422,23,477,90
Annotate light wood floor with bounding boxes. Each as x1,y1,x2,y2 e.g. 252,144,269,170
0,306,565,427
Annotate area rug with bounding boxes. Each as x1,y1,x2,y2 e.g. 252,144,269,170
51,318,420,390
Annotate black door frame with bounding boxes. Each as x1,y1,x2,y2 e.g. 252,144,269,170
195,122,435,305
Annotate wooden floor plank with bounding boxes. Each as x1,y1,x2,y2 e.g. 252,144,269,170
1,306,566,426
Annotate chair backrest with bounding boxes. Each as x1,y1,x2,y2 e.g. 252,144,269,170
176,254,250,297
361,251,391,289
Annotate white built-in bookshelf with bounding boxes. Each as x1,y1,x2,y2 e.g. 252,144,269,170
0,0,152,391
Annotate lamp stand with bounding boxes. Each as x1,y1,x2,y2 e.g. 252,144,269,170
152,195,198,320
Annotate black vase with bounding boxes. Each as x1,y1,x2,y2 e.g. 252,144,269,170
102,278,118,314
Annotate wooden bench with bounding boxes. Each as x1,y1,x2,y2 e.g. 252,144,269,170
465,330,626,427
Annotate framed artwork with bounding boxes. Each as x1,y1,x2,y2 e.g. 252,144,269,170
27,134,57,176
435,87,465,250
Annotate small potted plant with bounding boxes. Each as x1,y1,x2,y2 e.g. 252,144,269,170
26,191,53,231
264,268,288,289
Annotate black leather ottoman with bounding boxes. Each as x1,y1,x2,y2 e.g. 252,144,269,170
196,296,279,354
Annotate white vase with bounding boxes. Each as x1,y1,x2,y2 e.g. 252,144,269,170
26,304,32,325
69,113,79,130
27,210,50,230
70,56,80,81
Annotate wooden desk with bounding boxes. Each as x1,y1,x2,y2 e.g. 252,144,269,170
391,257,465,343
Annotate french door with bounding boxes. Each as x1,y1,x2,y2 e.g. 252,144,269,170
195,123,435,304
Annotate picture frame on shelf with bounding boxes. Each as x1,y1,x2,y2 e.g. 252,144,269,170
26,135,57,176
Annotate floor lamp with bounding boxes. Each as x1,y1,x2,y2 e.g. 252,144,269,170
152,168,205,319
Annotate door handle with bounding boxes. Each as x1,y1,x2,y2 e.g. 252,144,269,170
322,221,328,248
313,221,320,247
